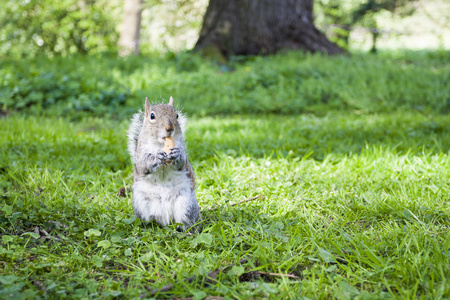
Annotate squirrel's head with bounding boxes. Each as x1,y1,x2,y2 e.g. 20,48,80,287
143,96,181,144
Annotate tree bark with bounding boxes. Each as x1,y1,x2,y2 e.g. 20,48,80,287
118,0,143,56
194,0,344,58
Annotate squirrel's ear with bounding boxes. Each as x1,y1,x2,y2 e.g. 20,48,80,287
169,96,174,106
144,97,151,118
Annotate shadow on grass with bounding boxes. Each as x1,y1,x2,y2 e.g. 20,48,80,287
187,112,450,161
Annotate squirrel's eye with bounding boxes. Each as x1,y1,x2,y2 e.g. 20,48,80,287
176,114,179,119
150,113,155,120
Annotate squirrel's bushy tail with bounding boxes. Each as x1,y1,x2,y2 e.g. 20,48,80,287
127,111,144,164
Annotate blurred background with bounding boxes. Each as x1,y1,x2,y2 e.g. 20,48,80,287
0,0,448,117
1,0,448,58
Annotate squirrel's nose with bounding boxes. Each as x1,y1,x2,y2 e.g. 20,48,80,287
165,121,174,132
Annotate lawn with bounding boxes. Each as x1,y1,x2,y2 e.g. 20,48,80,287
1,51,450,299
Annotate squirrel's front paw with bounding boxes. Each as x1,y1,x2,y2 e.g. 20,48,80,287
167,148,185,169
156,150,170,165
167,147,181,161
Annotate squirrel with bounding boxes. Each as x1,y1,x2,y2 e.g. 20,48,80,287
127,96,200,231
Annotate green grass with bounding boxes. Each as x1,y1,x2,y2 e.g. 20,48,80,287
1,51,450,298
1,111,449,299
1,50,449,116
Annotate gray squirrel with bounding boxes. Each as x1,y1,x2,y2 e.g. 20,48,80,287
127,97,201,231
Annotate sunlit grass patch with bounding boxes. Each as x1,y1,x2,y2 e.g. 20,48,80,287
1,111,449,298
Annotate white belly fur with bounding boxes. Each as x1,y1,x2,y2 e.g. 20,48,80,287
132,166,194,227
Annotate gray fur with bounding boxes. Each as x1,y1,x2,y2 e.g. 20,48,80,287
127,112,144,164
127,98,200,231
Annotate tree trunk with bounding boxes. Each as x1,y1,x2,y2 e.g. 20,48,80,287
194,0,343,58
118,0,143,56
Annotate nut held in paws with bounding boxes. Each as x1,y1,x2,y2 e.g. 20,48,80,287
163,136,175,154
